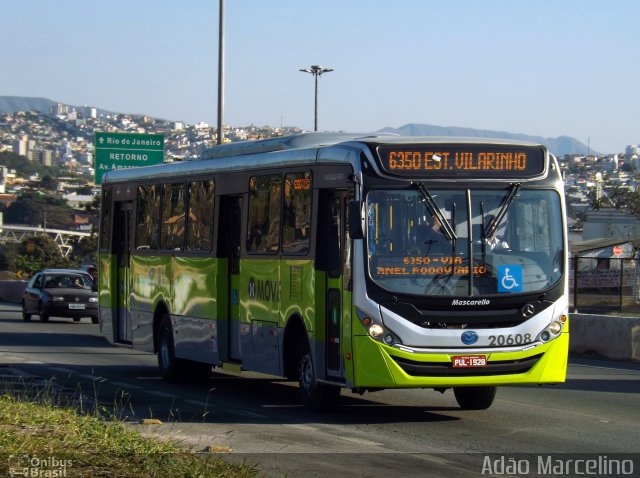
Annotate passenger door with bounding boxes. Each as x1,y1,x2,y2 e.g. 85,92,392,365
321,190,352,380
114,202,133,343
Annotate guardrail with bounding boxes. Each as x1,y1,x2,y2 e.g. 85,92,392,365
0,280,28,303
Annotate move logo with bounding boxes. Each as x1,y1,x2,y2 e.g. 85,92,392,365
248,277,281,302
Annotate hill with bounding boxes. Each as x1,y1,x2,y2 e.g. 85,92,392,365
378,124,595,156
0,96,115,118
0,96,58,115
1,96,593,156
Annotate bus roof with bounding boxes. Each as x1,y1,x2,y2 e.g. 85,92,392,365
101,132,546,185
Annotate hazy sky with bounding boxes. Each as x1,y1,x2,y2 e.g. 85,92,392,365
2,0,638,153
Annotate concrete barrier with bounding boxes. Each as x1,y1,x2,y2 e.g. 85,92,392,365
0,280,28,304
570,314,640,361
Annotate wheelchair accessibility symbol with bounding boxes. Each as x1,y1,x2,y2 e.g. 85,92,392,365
498,265,523,293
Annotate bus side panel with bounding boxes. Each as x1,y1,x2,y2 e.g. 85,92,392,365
281,259,316,369
240,258,281,375
171,256,220,364
130,254,170,351
98,252,116,344
280,260,315,332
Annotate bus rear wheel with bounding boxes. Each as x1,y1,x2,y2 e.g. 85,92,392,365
157,314,210,382
158,314,181,381
453,386,497,410
299,351,340,412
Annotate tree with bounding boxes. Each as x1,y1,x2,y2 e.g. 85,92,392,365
15,235,68,278
0,151,57,178
4,191,74,228
40,175,59,191
66,234,97,268
588,182,640,219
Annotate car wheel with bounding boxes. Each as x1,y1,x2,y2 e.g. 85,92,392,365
22,301,31,321
38,303,49,322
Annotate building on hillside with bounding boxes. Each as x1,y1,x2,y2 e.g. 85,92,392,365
63,193,94,209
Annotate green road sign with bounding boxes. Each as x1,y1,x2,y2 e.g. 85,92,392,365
95,132,164,184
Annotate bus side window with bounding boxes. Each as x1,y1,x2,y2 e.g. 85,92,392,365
282,172,312,255
247,175,281,254
99,187,112,252
136,184,160,250
186,180,215,252
161,183,186,251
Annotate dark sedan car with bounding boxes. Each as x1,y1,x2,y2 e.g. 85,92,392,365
22,269,98,323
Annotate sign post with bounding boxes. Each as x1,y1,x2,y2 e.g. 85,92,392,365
94,132,164,184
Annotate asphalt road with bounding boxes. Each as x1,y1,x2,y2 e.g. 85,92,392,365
1,302,639,477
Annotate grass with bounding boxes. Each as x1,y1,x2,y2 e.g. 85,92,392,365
0,380,258,478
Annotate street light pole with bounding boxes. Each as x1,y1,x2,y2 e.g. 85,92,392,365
299,65,333,131
217,0,225,145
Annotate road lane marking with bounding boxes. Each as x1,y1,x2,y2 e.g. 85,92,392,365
185,399,209,407
338,436,383,447
111,381,144,390
227,409,267,419
79,374,106,381
284,424,320,432
147,390,179,399
50,367,75,374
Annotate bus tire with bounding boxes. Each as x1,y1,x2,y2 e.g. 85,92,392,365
158,314,180,382
453,386,497,410
157,314,211,382
299,351,340,412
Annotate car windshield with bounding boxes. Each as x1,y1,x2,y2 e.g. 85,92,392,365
44,274,92,290
366,188,564,296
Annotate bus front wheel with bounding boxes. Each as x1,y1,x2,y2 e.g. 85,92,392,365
299,352,340,412
453,386,497,410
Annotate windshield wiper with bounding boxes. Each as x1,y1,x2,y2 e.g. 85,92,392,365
484,183,521,239
412,181,457,241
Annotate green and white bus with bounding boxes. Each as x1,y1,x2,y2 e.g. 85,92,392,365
98,133,569,411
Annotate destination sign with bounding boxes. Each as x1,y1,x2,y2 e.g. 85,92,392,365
376,145,545,179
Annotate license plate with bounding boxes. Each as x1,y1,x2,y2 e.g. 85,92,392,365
69,303,85,310
452,355,487,368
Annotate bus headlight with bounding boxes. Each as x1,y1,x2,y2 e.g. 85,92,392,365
369,324,384,338
539,318,565,342
357,308,401,346
549,321,563,335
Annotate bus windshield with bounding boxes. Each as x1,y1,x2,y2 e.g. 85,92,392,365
366,188,564,296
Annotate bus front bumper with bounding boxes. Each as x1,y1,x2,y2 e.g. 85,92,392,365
351,332,569,389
